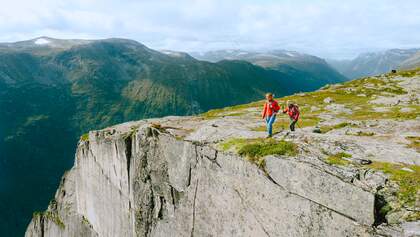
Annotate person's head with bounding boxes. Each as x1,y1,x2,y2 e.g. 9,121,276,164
265,93,273,101
287,100,294,107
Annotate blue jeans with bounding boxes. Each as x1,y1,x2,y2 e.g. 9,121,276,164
265,114,276,136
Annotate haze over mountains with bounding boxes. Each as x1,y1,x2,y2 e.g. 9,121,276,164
191,48,420,80
0,37,347,236
328,48,420,79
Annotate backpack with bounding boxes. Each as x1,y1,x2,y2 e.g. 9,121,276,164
289,104,300,119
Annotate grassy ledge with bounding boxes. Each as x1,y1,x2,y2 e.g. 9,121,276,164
220,138,298,168
33,210,65,229
80,133,89,141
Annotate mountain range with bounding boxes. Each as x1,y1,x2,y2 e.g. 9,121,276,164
328,48,420,79
0,37,347,236
191,49,347,89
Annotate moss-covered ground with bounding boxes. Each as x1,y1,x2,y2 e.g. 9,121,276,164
202,68,420,133
325,152,352,166
208,68,420,221
80,133,89,141
367,162,420,208
406,136,420,152
320,122,352,133
33,210,65,229
220,138,297,168
322,152,420,220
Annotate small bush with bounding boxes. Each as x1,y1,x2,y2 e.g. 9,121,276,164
238,139,297,158
80,133,89,141
32,210,65,229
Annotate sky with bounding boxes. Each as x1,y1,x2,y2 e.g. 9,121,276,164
0,0,419,59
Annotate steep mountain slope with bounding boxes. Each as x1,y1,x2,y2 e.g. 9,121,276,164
0,37,345,236
328,48,420,79
400,51,420,70
190,49,348,90
26,69,420,236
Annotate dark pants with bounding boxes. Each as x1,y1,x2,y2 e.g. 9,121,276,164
289,118,298,131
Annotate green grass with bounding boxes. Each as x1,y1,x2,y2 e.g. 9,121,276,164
396,68,420,77
325,152,352,166
80,133,89,141
344,105,420,121
406,136,420,152
345,130,375,136
322,151,420,221
201,101,263,119
320,122,351,133
82,215,91,226
201,69,419,125
33,211,43,218
33,210,65,229
219,138,250,151
407,211,420,222
220,138,298,168
252,118,287,132
253,115,320,132
368,162,420,209
45,210,65,229
297,116,321,127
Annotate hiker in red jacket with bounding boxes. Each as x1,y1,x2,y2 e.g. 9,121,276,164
283,100,300,131
262,93,280,137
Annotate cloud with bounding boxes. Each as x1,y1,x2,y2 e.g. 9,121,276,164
0,0,419,58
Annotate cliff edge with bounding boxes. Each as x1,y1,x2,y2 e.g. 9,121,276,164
26,69,420,236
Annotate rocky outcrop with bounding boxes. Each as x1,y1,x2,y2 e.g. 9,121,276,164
25,120,376,237
25,70,420,236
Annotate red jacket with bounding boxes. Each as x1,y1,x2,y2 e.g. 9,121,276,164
283,105,300,121
262,100,280,118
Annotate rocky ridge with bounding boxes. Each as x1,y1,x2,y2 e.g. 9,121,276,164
25,69,420,236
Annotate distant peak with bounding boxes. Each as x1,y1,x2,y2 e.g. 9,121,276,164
34,37,51,45
160,50,193,58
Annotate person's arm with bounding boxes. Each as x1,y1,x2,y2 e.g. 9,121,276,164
283,107,288,114
262,103,267,118
273,101,280,113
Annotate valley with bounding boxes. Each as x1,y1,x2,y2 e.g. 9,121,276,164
0,37,346,236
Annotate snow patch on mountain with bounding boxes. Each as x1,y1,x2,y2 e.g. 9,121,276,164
34,38,51,45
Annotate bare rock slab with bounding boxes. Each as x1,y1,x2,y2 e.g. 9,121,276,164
265,156,375,226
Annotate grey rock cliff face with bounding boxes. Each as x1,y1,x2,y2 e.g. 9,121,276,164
25,71,420,237
26,122,375,237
